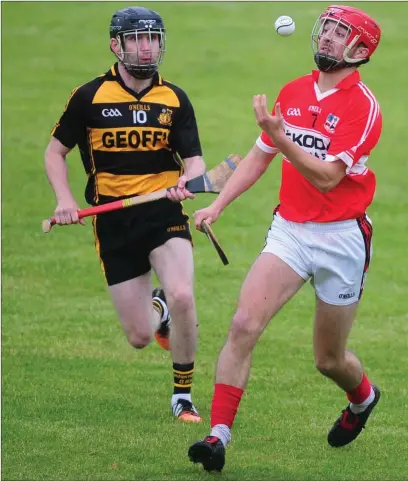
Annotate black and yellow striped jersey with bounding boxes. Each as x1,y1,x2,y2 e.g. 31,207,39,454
51,63,202,206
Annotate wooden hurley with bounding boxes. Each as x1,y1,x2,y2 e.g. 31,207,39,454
42,153,242,233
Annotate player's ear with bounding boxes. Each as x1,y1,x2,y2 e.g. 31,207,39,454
353,44,370,60
110,37,120,55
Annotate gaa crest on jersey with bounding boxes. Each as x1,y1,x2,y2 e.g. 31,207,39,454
158,108,173,126
324,113,340,133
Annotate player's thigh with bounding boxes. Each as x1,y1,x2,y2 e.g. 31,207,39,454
235,252,306,332
313,296,359,361
149,237,194,298
312,219,372,306
143,201,193,295
108,271,154,336
262,213,313,281
312,219,372,359
98,242,154,334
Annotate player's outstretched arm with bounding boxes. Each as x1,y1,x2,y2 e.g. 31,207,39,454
194,144,275,229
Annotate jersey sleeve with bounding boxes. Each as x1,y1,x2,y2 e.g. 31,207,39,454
255,97,281,154
169,89,203,159
51,86,86,149
327,94,382,169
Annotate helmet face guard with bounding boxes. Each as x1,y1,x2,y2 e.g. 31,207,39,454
115,27,166,80
311,5,381,72
110,7,166,79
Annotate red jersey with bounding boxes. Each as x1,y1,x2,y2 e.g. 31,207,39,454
256,70,382,222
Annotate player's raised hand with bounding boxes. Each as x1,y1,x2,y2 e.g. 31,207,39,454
193,204,221,231
253,95,284,140
167,174,196,202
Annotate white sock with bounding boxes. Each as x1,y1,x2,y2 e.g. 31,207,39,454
171,393,192,410
350,386,375,414
153,297,169,323
210,424,231,447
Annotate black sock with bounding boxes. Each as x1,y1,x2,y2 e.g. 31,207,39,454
173,362,194,394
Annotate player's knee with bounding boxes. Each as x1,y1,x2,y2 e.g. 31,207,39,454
315,355,343,377
167,288,194,314
229,309,261,346
127,330,152,349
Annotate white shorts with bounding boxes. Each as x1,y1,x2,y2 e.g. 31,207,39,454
262,213,373,306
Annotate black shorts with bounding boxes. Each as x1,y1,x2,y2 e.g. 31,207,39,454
93,198,192,286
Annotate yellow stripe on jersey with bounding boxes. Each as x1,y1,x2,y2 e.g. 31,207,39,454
96,171,179,197
92,81,138,104
141,86,180,107
90,126,171,152
87,129,99,203
50,122,60,137
51,85,81,136
92,215,107,281
92,80,180,107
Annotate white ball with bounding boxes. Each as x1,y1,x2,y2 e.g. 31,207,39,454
275,15,295,36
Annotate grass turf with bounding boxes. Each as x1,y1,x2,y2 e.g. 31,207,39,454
2,2,408,479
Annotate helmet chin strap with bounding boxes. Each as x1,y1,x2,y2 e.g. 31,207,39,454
314,53,354,72
314,53,370,72
123,64,157,79
314,35,369,72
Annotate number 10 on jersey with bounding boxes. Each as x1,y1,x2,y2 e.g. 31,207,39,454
132,110,147,124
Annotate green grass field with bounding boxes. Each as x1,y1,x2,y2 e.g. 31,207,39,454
2,2,408,480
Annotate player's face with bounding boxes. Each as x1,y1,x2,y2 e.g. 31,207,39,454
122,31,161,65
317,20,350,61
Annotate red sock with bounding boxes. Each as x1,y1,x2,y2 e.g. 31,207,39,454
211,383,244,428
346,373,372,404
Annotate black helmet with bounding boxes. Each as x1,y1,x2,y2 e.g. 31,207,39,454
109,7,166,79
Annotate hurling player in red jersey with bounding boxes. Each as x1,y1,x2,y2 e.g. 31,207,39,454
188,5,382,472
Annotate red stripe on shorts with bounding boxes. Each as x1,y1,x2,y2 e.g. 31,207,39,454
356,215,373,299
